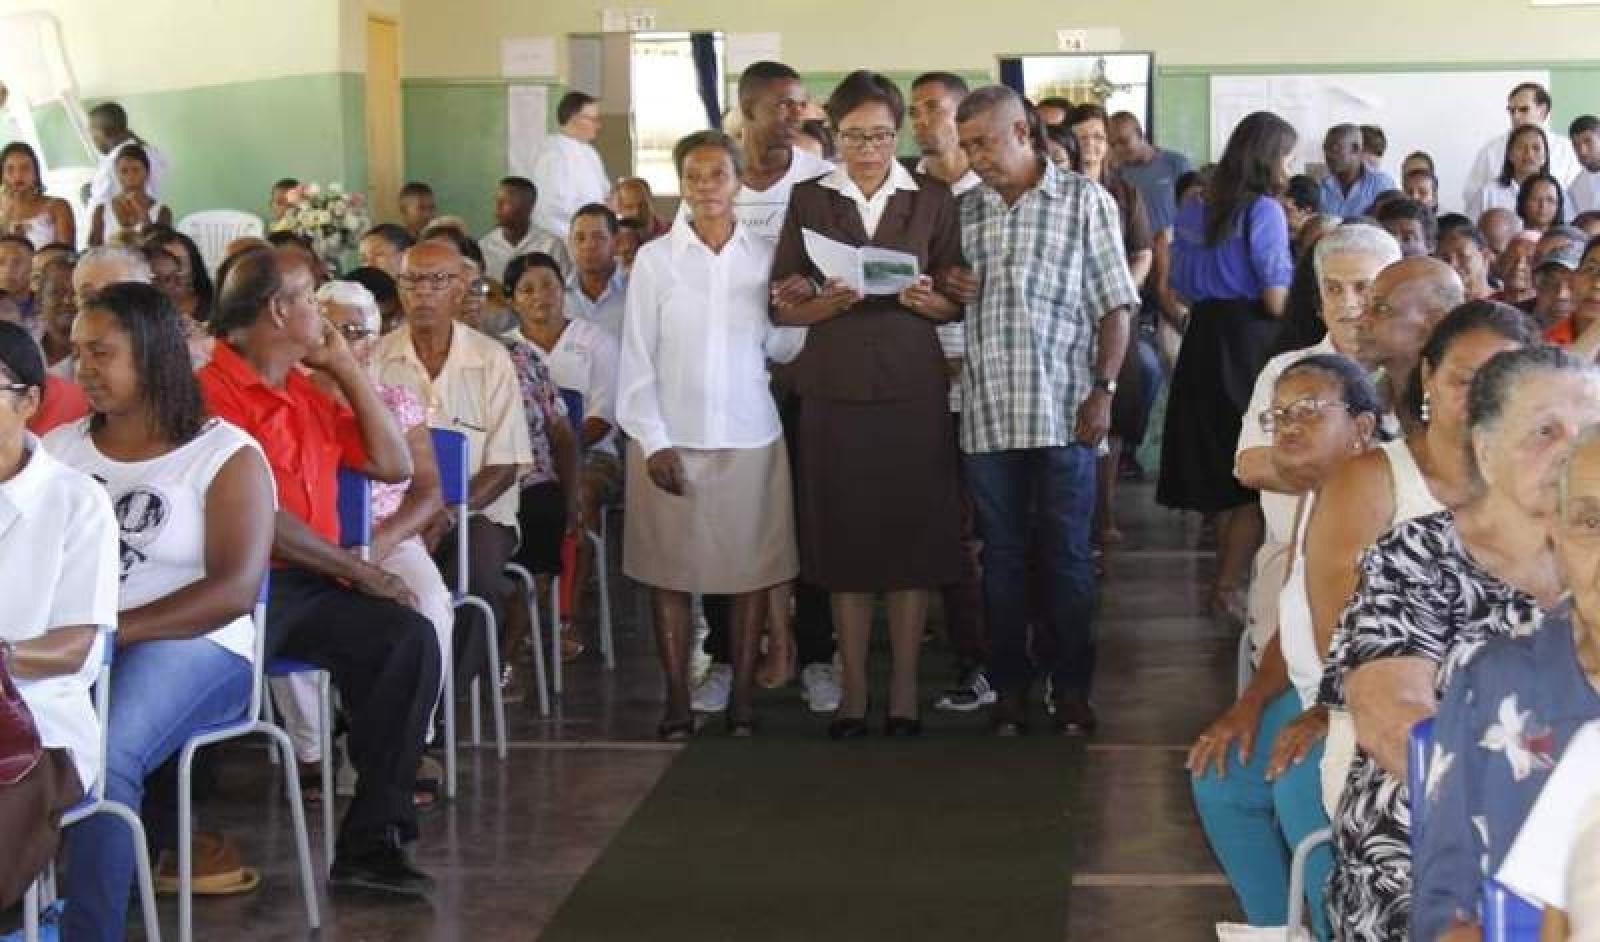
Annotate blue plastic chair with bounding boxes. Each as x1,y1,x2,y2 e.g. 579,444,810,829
261,468,370,878
23,627,164,942
432,428,523,776
1482,878,1542,941
1409,716,1435,850
178,575,319,942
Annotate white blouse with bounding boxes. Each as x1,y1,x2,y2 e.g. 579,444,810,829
509,316,622,457
617,218,806,457
0,434,120,792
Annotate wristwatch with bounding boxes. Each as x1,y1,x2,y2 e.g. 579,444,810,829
1092,376,1118,395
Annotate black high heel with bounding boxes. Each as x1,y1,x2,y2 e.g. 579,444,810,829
884,716,922,737
828,716,869,740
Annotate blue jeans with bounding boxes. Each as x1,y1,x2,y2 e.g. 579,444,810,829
61,638,251,942
964,444,1097,696
1191,689,1333,941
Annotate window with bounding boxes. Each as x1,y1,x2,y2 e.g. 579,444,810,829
629,31,724,197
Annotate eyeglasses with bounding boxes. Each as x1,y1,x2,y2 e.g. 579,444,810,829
338,324,375,342
398,272,460,292
0,383,32,397
1258,397,1354,435
467,278,491,300
837,129,897,149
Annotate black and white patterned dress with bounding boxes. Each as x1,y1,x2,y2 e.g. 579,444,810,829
1317,511,1542,941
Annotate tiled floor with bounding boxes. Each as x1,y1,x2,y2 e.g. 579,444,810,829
96,480,1242,939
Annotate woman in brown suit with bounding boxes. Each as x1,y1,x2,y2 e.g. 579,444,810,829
771,70,964,738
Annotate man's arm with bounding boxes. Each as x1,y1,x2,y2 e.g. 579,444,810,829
271,509,417,607
1075,304,1130,445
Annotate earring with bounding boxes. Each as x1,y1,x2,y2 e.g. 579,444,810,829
1420,391,1432,424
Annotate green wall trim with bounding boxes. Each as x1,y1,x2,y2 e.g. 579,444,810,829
1158,60,1600,76
404,77,561,88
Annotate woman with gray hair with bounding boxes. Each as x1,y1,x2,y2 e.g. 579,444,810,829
1320,344,1600,940
269,277,452,809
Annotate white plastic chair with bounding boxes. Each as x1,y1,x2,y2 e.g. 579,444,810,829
176,211,264,275
22,627,161,942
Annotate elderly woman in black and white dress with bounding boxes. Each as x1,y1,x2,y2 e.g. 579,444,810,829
618,130,806,740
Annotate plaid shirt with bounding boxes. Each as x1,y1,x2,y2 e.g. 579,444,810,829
958,161,1140,453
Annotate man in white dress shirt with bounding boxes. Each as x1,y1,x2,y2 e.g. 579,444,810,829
1462,83,1581,209
1568,115,1600,216
87,103,169,219
478,176,572,285
531,92,610,240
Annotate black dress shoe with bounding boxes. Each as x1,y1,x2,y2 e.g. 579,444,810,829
1052,694,1099,736
657,717,694,742
828,716,869,740
726,712,756,738
330,838,435,898
991,691,1029,737
884,716,922,737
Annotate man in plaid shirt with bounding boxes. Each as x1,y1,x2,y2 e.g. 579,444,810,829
949,85,1140,736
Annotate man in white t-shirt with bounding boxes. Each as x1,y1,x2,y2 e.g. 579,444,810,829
1568,114,1600,216
87,103,169,219
1462,82,1581,209
531,92,610,240
690,60,840,717
478,176,572,284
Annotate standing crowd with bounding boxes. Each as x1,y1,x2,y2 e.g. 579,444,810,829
3,65,1600,941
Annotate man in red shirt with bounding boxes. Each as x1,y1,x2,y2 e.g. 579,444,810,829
199,245,440,896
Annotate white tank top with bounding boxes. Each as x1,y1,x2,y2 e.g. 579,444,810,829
42,418,267,663
1381,437,1446,522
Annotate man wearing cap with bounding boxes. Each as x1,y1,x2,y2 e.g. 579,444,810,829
1534,231,1588,341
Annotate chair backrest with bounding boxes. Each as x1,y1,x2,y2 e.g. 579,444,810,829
336,468,372,558
559,387,585,439
1409,716,1435,848
86,624,116,804
1482,878,1542,941
429,428,472,597
430,428,470,508
176,210,265,275
245,574,270,724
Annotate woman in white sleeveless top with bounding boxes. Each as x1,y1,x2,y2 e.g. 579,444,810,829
0,142,76,249
1304,302,1535,823
1188,354,1381,940
43,282,276,939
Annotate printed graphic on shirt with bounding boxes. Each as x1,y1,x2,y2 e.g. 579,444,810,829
102,483,170,579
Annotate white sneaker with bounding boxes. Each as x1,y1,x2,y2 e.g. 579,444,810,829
691,663,732,712
800,663,842,714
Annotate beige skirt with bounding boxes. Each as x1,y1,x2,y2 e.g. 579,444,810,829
623,438,798,594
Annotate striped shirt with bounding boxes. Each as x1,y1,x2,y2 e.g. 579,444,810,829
957,161,1140,453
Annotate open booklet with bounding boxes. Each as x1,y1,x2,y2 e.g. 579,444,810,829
801,228,919,296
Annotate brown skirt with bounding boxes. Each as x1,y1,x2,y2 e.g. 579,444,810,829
795,395,963,592
623,439,799,594
0,748,81,908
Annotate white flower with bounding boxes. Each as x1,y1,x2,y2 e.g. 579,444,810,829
1479,693,1555,781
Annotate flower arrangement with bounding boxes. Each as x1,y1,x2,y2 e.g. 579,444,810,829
269,182,369,263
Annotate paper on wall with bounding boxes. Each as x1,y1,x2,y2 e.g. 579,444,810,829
801,228,919,296
501,37,557,78
726,33,782,73
507,85,549,180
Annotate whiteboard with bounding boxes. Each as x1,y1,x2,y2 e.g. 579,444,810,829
1210,70,1549,215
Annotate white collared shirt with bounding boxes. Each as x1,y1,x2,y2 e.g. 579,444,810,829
1570,169,1600,215
88,138,170,215
816,160,919,239
372,321,533,530
1463,123,1581,210
0,433,120,793
478,225,573,285
505,317,622,457
618,218,807,456
675,148,834,245
531,132,611,239
565,267,628,338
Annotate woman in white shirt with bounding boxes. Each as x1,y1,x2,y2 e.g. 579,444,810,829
43,283,275,940
1471,125,1562,222
0,142,76,249
0,321,119,908
1187,354,1381,940
618,130,806,739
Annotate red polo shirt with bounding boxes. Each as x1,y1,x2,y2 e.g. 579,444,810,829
1547,318,1577,346
198,341,368,548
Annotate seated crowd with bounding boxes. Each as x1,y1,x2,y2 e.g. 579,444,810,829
2,64,1600,942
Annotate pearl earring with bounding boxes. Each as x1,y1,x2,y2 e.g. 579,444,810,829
1420,391,1432,424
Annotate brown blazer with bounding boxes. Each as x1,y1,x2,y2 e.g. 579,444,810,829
771,173,965,403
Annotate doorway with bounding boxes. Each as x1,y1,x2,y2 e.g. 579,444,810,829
365,15,402,222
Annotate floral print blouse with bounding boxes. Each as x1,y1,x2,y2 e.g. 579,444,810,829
502,333,568,488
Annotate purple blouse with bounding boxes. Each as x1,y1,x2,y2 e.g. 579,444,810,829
1170,193,1294,303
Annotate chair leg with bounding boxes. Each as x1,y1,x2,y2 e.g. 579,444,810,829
589,529,615,670
1287,826,1332,931
526,576,550,716
179,741,198,942
319,674,335,874
265,724,322,931
262,688,280,766
443,625,457,799
461,595,507,760
551,577,563,698
100,801,160,942
470,676,482,745
23,878,39,942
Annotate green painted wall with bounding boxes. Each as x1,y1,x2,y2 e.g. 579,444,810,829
3,72,368,226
